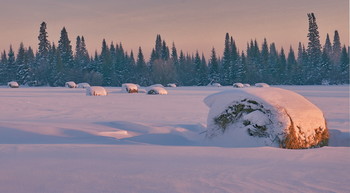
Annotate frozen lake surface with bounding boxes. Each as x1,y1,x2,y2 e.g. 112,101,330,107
0,85,349,193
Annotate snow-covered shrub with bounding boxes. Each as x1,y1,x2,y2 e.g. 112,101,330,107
86,86,107,96
77,83,90,88
207,82,222,87
167,83,177,87
204,87,329,149
146,86,168,95
233,83,244,88
255,83,270,87
65,81,77,88
8,81,19,88
122,83,138,93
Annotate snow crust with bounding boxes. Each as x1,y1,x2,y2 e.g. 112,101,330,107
86,86,107,96
147,86,168,95
204,87,327,148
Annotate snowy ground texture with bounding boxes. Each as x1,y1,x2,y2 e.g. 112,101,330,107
0,85,349,193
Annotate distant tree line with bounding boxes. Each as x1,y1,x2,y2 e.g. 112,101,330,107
0,13,348,86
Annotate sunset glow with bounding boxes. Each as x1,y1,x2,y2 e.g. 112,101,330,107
0,0,348,58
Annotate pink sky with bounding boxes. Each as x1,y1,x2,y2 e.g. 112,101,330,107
0,0,348,59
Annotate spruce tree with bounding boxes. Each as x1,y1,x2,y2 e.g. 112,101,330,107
6,46,16,82
287,46,297,84
16,43,30,85
339,45,349,84
260,38,269,81
324,33,332,57
221,33,231,85
332,30,341,64
208,47,220,83
306,13,322,84
278,47,287,84
58,27,74,81
36,21,51,85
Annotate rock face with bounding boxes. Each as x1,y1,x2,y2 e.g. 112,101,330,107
204,87,329,149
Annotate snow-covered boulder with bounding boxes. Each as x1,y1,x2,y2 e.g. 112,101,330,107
65,81,77,88
233,83,245,88
122,83,138,93
166,83,177,88
255,83,270,88
86,86,107,96
8,81,19,88
207,82,222,87
204,87,329,149
77,83,90,88
146,86,168,95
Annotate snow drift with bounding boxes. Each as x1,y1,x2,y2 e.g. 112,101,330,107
204,87,329,149
86,86,107,96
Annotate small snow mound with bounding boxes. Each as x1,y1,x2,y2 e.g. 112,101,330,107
86,86,107,96
167,83,177,87
204,87,328,149
8,81,19,88
244,84,251,87
147,86,168,95
150,84,164,88
207,82,222,87
255,83,270,87
65,81,77,88
122,83,138,93
77,83,90,88
233,83,245,88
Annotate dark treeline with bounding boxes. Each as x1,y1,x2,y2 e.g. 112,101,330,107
0,13,349,86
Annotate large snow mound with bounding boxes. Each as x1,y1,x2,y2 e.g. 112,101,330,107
122,83,138,93
86,86,107,96
204,87,329,149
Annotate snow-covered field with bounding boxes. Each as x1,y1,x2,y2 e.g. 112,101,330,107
0,85,349,193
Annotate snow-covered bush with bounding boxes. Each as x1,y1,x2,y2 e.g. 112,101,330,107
146,86,168,95
122,83,138,93
77,83,90,88
207,82,222,87
204,87,329,149
167,83,177,87
86,86,107,96
233,83,244,88
255,83,270,87
8,81,19,88
65,81,77,88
